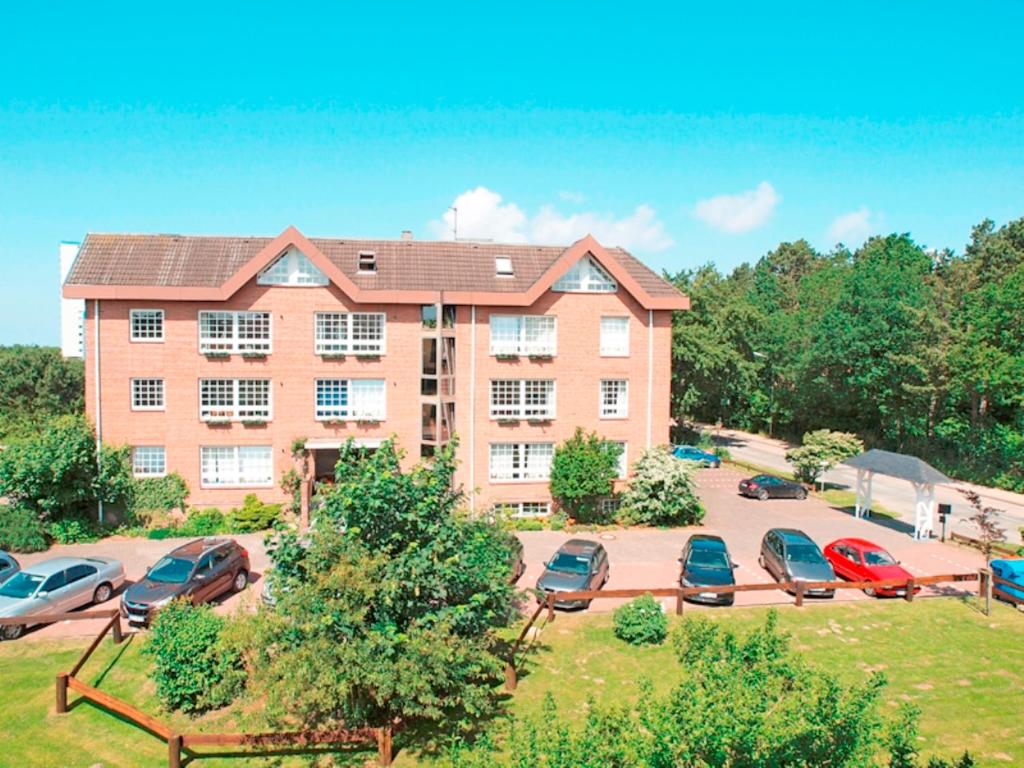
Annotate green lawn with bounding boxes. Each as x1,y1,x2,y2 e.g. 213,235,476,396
2,599,1022,766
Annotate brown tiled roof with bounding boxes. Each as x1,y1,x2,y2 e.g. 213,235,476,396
66,232,685,301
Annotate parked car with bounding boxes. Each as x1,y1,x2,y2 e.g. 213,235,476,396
991,559,1024,605
823,537,919,597
672,445,721,468
679,534,736,605
536,539,609,609
0,551,19,586
121,537,250,625
759,529,835,597
739,474,807,500
0,556,125,640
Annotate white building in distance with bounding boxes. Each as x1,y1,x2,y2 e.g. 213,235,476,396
60,241,84,357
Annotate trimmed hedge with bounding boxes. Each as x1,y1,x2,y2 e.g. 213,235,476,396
0,504,48,552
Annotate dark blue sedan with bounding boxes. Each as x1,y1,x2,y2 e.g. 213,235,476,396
991,559,1024,605
671,445,721,468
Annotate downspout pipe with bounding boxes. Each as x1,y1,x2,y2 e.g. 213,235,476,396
94,299,104,525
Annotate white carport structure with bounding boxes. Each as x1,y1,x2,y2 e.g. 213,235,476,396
843,449,952,541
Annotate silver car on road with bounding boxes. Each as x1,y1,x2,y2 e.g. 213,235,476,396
0,556,126,640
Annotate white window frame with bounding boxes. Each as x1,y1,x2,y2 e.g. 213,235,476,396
314,378,387,421
314,312,387,355
489,379,556,419
599,497,622,517
198,311,272,354
600,379,629,419
130,378,165,411
489,315,557,356
199,445,274,488
130,309,165,342
492,501,551,518
257,248,329,286
552,256,617,293
488,443,555,482
600,316,630,357
199,379,272,421
132,446,166,478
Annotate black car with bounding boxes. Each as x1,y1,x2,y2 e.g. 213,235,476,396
536,539,609,609
738,474,807,500
121,537,250,625
679,534,737,605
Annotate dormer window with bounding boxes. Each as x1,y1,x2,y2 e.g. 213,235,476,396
358,251,377,273
552,255,617,293
495,255,514,277
257,247,328,286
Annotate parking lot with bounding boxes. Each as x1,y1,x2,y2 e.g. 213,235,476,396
7,465,987,639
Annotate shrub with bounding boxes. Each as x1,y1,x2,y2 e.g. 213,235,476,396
511,518,544,532
549,428,622,523
0,504,48,552
613,593,667,646
144,600,245,713
228,494,281,532
279,468,302,518
179,507,227,537
47,515,102,544
618,447,704,526
130,472,189,522
785,429,864,484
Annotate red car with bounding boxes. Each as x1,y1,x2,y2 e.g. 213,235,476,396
823,538,920,597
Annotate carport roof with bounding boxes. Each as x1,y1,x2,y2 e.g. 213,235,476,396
843,449,951,485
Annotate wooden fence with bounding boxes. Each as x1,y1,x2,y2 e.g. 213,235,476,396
949,531,1021,557
504,571,982,690
0,608,393,766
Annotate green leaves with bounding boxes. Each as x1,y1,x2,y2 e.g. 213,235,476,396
619,447,704,526
549,427,621,522
786,429,864,483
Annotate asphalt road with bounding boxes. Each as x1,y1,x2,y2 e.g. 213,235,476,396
703,424,1024,536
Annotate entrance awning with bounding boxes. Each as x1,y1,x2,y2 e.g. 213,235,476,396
303,437,384,450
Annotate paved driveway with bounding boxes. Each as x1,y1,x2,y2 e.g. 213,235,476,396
517,466,985,614
5,467,987,640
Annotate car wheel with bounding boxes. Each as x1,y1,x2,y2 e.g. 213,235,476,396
92,582,113,604
1,623,25,641
758,554,767,569
757,489,769,501
233,570,249,592
795,488,808,500
864,587,876,597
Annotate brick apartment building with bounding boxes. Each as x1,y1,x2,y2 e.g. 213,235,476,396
62,226,689,522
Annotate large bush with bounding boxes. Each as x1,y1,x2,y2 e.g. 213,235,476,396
618,447,704,526
786,429,864,484
129,472,189,521
0,504,48,552
144,600,245,714
228,493,281,532
549,428,622,523
613,593,667,646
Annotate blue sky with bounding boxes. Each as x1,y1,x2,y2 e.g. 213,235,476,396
2,2,1022,344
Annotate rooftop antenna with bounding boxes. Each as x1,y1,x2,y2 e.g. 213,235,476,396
448,206,458,240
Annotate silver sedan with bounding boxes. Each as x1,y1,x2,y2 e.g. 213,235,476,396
0,556,125,640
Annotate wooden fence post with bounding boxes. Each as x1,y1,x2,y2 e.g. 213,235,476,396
55,672,68,714
168,734,183,768
979,568,992,616
794,582,805,607
546,593,555,622
675,589,684,616
377,725,393,766
111,614,123,644
904,579,915,603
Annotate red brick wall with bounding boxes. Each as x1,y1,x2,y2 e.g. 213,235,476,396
84,278,674,513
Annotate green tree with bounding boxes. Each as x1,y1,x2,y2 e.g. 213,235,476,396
785,429,864,484
549,428,622,522
245,439,518,747
618,446,703,526
0,346,84,442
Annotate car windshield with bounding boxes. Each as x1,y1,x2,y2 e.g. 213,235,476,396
863,549,897,566
688,549,730,570
786,544,824,563
548,553,591,575
147,556,194,584
0,571,44,599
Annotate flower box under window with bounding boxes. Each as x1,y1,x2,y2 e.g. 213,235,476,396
528,353,553,361
320,352,347,360
356,418,382,425
497,417,520,425
242,418,268,427
496,353,519,361
205,418,231,427
204,350,230,359
527,417,552,424
241,351,267,360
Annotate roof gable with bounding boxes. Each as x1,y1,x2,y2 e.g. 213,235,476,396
257,246,329,286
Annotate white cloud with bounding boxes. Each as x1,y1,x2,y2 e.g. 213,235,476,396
693,181,780,234
429,187,673,252
558,190,586,204
827,207,874,246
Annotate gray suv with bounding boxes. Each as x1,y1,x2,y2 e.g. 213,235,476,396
759,528,835,598
121,537,250,625
536,539,609,609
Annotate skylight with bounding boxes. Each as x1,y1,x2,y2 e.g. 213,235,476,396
495,255,514,277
